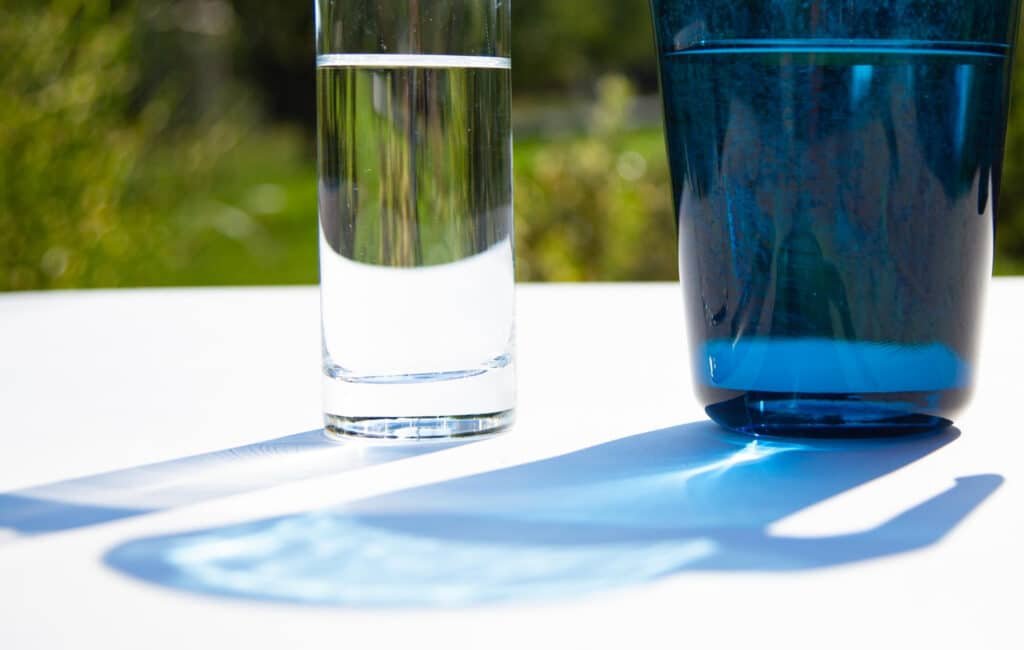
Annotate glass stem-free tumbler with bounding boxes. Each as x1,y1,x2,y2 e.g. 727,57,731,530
316,1,515,441
649,1,1022,436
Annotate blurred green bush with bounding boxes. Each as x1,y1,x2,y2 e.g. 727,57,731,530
516,77,675,281
0,1,255,289
1,1,146,289
995,23,1024,274
1,2,1023,290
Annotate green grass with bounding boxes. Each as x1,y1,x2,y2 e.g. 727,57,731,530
138,128,320,286
123,125,677,286
78,125,1024,287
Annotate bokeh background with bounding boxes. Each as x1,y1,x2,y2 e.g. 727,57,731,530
2,1,1023,290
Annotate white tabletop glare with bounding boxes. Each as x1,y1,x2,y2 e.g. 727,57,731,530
1,282,1021,649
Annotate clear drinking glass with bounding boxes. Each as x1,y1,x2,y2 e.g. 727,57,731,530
649,0,1022,436
316,1,515,441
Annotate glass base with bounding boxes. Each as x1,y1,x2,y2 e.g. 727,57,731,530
324,410,514,442
705,393,953,438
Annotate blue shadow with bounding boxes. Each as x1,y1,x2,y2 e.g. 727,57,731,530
0,430,458,537
104,422,1001,607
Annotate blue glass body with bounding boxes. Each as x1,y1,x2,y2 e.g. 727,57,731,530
649,1,1022,436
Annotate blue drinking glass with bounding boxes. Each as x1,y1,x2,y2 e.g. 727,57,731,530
649,1,1022,436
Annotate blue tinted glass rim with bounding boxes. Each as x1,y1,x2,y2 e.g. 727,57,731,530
668,38,1010,58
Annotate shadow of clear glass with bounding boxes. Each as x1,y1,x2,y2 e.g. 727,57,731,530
649,0,1022,435
104,423,1001,607
0,430,461,539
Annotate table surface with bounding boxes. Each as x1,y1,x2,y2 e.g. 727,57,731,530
1,282,1021,649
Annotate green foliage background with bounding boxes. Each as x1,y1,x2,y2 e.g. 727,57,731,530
1,1,1022,289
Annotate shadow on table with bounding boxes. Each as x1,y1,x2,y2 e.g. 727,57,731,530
0,430,459,539
104,421,1001,607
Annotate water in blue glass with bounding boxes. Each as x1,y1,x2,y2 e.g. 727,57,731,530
657,40,1012,435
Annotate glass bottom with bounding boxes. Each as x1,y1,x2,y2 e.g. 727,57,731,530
324,410,514,442
705,393,953,438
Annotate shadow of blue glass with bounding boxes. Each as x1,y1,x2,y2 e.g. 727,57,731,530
104,423,1001,607
0,431,460,537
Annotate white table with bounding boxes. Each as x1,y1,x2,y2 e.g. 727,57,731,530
1,282,1021,648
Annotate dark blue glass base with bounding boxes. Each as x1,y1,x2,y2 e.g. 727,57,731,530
705,391,954,438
